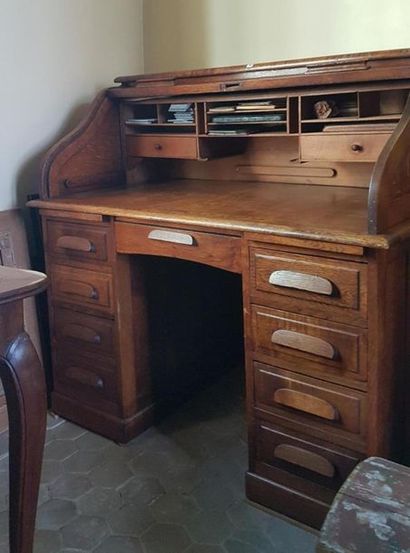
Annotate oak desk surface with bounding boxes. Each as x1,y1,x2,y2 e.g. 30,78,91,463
29,179,407,249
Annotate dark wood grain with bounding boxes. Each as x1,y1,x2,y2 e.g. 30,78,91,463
0,267,47,553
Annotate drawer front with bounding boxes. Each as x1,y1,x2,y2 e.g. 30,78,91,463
53,349,118,412
300,133,390,162
51,265,114,314
253,362,367,447
251,306,367,384
53,307,115,356
255,421,361,490
250,248,367,324
46,220,110,263
126,135,198,159
116,222,242,273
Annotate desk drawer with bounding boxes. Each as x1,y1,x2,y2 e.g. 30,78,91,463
254,362,367,447
115,222,242,273
300,133,390,163
251,306,367,384
53,349,118,411
255,421,361,491
53,307,115,356
51,265,114,314
250,248,367,324
126,135,198,159
46,220,110,263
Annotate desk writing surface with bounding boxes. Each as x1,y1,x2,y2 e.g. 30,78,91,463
32,179,392,248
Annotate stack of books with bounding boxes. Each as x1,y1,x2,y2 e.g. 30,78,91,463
210,113,285,124
208,100,281,114
168,104,194,124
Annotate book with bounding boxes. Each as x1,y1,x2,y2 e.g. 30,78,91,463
211,114,285,123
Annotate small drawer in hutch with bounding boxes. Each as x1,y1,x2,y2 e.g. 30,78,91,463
126,135,198,159
300,133,391,163
53,307,116,356
253,362,367,449
249,247,367,324
51,265,114,314
46,220,110,263
251,306,367,384
255,422,361,490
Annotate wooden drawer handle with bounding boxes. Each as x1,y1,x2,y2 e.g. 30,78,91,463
268,270,334,296
66,367,104,389
271,329,336,360
62,323,102,345
60,280,99,301
148,229,194,245
57,235,96,253
274,444,336,478
274,388,339,421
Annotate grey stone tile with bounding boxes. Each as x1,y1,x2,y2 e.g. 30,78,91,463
33,528,63,553
50,473,92,500
229,529,274,552
63,450,104,474
44,440,78,462
0,434,8,459
38,483,51,506
74,432,112,451
185,510,234,545
61,515,109,550
46,413,66,431
0,456,8,472
107,503,155,536
227,502,272,532
77,487,122,517
36,499,77,530
224,539,263,553
48,421,88,441
119,475,165,507
193,476,236,512
141,523,192,553
0,510,8,545
159,464,205,495
94,535,144,553
264,516,318,553
150,492,200,524
186,546,226,553
89,460,133,488
41,460,64,485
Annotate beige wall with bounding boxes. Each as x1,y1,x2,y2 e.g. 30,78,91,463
143,0,410,73
0,0,144,211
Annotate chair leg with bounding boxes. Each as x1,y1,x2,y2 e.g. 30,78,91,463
0,332,47,553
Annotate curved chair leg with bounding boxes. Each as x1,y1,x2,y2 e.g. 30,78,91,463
0,332,47,553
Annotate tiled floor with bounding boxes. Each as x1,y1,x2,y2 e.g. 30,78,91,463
0,373,318,553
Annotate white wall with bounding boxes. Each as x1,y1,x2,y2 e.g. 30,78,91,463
143,0,410,72
0,0,144,210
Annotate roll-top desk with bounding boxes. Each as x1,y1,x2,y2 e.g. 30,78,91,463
29,49,410,528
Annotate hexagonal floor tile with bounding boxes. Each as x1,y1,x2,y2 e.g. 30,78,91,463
77,487,122,517
185,510,234,545
50,473,92,500
89,461,133,488
61,515,109,550
119,475,165,507
36,499,77,530
141,523,192,553
150,492,200,524
44,439,78,461
33,529,62,553
107,503,155,536
94,535,144,553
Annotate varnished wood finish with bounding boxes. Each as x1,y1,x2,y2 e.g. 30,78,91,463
0,267,47,553
27,50,410,528
115,221,242,273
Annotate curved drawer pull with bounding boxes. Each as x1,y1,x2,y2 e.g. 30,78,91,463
268,270,334,296
57,235,96,253
60,280,99,301
66,367,104,389
62,323,102,345
271,329,336,360
148,229,194,245
274,444,336,478
274,388,339,421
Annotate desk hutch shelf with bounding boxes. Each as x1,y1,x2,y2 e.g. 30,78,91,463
29,49,410,529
